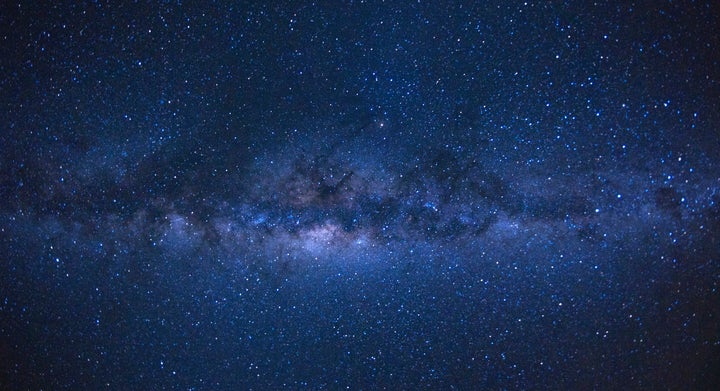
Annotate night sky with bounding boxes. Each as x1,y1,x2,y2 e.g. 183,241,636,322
1,1,719,389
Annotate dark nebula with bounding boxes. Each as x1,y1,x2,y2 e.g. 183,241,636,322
1,1,719,389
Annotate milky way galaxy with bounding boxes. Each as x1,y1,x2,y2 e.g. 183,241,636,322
1,1,719,389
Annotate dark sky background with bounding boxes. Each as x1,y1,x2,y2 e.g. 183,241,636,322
1,1,719,389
